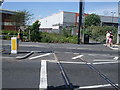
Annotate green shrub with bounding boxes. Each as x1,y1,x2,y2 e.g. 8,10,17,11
83,26,118,43
1,30,18,40
2,30,28,40
2,30,18,35
40,32,77,44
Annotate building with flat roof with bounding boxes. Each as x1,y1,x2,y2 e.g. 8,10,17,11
39,11,82,33
0,9,16,30
100,15,118,27
39,11,118,34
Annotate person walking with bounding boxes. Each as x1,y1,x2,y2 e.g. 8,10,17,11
105,31,110,47
17,28,23,42
109,32,113,47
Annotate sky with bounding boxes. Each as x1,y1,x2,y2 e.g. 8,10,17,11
2,2,118,24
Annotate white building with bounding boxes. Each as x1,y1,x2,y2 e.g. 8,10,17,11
39,11,80,33
39,11,118,34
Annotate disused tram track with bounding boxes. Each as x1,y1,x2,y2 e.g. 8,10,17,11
48,44,120,90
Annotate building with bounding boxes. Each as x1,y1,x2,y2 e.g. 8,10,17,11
39,11,118,34
0,9,16,30
100,15,118,27
117,1,120,44
39,11,82,33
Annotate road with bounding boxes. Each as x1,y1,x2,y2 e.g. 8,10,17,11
1,40,119,90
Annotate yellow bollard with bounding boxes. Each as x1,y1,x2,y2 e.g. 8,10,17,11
11,37,18,54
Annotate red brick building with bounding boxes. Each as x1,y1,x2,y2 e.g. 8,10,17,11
0,9,16,30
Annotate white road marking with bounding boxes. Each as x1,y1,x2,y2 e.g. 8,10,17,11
88,54,102,56
47,60,86,64
29,53,52,60
73,53,79,55
114,57,119,60
54,51,80,55
72,55,83,60
66,47,76,49
39,60,47,89
64,52,73,54
93,61,118,65
79,84,118,89
19,45,46,47
88,54,116,57
93,59,117,62
47,60,118,65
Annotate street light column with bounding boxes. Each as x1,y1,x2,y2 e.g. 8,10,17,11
111,12,116,26
0,1,3,90
78,0,83,44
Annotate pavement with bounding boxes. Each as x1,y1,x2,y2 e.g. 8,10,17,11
109,44,119,50
1,40,119,90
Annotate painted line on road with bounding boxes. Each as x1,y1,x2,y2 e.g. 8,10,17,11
73,53,79,55
103,44,118,50
79,84,118,89
47,60,86,64
93,59,117,62
47,60,118,65
66,47,77,49
114,57,119,60
39,60,47,90
88,54,116,57
72,55,83,60
19,45,46,48
29,53,52,60
54,51,80,55
63,52,79,55
93,61,118,65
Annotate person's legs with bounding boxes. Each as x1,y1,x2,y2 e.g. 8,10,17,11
109,38,112,47
106,39,109,46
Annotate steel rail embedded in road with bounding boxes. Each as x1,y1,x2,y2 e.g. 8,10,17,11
53,53,74,90
48,44,74,90
79,57,120,90
47,44,119,90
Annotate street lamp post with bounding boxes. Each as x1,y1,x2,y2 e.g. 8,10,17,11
0,1,4,90
111,12,116,26
78,0,83,44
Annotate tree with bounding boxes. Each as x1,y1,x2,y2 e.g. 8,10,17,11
30,20,41,42
85,14,101,27
11,10,33,30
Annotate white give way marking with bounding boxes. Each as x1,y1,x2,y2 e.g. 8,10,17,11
114,57,119,60
72,55,83,60
29,53,52,60
79,84,118,89
39,60,47,89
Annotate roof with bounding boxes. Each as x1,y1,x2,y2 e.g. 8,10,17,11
0,9,16,14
